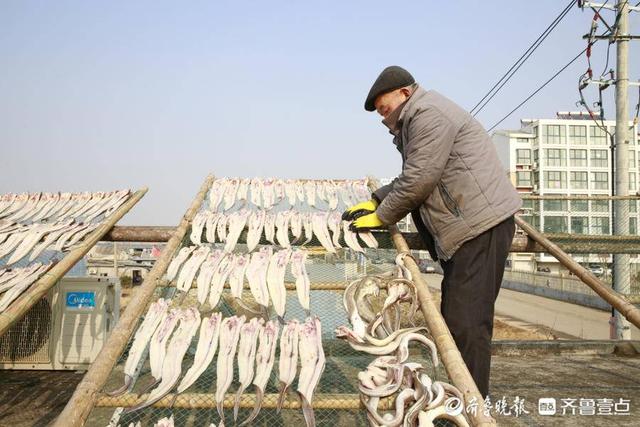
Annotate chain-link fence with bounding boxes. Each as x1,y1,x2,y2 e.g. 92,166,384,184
513,195,640,297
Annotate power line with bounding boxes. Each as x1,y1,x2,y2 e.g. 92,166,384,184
470,0,577,116
487,48,587,132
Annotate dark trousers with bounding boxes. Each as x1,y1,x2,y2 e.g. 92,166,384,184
440,216,515,398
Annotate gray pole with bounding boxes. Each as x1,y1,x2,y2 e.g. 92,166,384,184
614,0,631,340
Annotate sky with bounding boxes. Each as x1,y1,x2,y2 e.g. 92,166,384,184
1,1,639,225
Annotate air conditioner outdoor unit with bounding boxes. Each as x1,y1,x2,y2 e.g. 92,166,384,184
0,276,120,370
532,184,539,193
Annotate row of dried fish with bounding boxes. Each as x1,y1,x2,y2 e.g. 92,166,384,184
0,220,98,267
110,300,325,427
190,208,378,254
124,415,182,427
0,190,130,224
167,246,311,317
0,262,52,312
208,178,370,211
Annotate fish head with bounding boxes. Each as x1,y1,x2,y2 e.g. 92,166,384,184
334,325,364,343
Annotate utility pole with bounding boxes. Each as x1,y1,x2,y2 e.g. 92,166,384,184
613,0,631,340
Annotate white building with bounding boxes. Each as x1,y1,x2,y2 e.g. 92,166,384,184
493,112,640,273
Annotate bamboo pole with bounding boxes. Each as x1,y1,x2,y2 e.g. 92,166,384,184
100,226,640,254
515,216,640,329
387,225,495,426
54,175,214,427
101,225,176,242
366,178,493,426
95,392,395,411
0,188,148,338
159,280,388,291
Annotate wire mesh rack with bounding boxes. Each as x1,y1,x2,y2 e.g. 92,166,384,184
82,178,451,427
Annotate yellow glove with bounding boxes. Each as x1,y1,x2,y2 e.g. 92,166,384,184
350,212,384,231
342,199,378,221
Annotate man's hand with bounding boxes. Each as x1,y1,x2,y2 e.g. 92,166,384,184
342,199,378,221
350,212,384,231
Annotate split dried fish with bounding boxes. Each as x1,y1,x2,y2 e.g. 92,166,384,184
166,246,196,282
177,312,223,393
296,317,325,427
246,210,265,252
241,320,279,426
233,317,263,421
176,246,210,292
277,319,300,412
266,248,291,320
246,247,272,308
290,250,310,312
216,315,246,427
106,298,168,396
126,308,200,413
196,250,224,305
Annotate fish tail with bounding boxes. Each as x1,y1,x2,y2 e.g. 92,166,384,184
239,386,263,426
300,394,316,427
276,382,289,413
104,375,131,397
233,387,244,421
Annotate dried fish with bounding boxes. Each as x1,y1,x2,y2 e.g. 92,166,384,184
216,315,246,426
224,209,250,253
233,317,263,421
311,212,335,253
166,246,196,282
275,211,292,248
277,319,300,412
125,308,200,413
246,210,265,252
245,247,272,308
266,248,291,320
176,246,210,292
196,250,224,305
190,211,209,244
106,298,168,396
290,250,310,311
296,317,325,427
241,320,279,426
177,312,223,393
208,254,234,309
229,253,249,299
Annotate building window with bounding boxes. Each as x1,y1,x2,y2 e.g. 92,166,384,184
570,171,588,189
630,150,637,169
569,149,587,167
544,216,568,233
516,171,532,187
591,172,609,189
630,200,638,214
543,200,568,212
631,217,637,235
516,149,531,164
591,200,610,213
516,137,529,144
571,200,589,212
571,217,589,234
590,126,608,145
544,171,566,189
591,217,610,235
569,125,587,144
545,148,566,166
544,125,565,144
590,149,608,167
630,172,637,192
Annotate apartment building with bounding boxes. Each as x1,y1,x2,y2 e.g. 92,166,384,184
493,112,640,273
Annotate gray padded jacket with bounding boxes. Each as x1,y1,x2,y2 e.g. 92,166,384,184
373,87,521,261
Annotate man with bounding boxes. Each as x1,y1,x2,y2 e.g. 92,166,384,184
343,66,521,398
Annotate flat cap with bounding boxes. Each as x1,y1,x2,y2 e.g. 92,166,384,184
364,66,415,112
